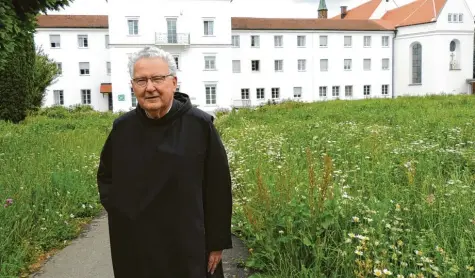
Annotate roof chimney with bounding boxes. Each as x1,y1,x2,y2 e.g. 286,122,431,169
340,6,348,19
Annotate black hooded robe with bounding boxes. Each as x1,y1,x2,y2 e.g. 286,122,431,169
96,92,233,278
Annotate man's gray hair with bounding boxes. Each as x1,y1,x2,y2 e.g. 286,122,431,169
128,46,177,78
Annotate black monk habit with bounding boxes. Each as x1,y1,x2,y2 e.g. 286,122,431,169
96,92,233,278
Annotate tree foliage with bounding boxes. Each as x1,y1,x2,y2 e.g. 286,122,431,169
0,34,35,123
28,47,60,111
0,0,74,71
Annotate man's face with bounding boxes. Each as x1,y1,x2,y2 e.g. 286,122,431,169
131,57,177,113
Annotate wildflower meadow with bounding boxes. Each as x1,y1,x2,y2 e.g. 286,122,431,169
0,95,474,278
217,95,475,277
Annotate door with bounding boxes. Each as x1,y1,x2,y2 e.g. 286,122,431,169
167,18,177,43
108,93,113,111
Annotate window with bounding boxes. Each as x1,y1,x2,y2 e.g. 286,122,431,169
363,59,371,71
298,59,306,71
131,91,137,107
251,35,260,47
382,58,389,70
232,35,240,47
271,88,280,99
176,84,180,92
274,35,283,47
53,90,64,105
56,62,62,75
320,59,328,71
344,59,352,70
382,84,389,95
251,60,260,71
448,13,452,22
411,43,422,84
364,36,371,47
344,36,352,47
256,88,265,100
453,14,458,22
81,89,91,104
345,85,353,97
297,35,306,47
382,36,389,47
319,86,327,97
78,35,88,48
204,20,214,36
204,56,216,70
166,18,177,43
241,88,250,99
128,19,139,35
274,60,283,72
79,62,90,75
105,35,109,48
363,85,371,96
232,60,241,73
50,35,60,48
173,55,179,70
106,62,111,75
319,35,328,47
459,13,463,22
293,87,302,98
332,86,340,97
205,84,216,105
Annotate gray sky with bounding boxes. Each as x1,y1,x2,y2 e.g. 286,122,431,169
47,0,474,19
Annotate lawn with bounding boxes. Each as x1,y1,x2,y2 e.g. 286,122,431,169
216,95,475,277
0,95,474,278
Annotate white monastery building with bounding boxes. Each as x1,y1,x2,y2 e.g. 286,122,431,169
34,0,475,113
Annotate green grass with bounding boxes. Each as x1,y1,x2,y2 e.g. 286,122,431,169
0,106,116,277
1,96,475,278
215,95,475,277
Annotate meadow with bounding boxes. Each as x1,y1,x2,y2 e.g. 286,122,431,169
0,95,474,277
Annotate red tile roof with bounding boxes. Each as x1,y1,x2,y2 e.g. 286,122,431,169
332,0,382,20
382,0,447,27
231,17,394,31
332,0,448,28
36,15,108,28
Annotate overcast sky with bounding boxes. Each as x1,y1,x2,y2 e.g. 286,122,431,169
46,0,475,19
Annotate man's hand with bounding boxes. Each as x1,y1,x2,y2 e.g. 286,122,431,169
207,250,223,274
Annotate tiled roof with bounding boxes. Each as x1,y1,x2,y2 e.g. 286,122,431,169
36,15,108,28
332,0,381,20
231,17,394,31
36,14,394,31
332,0,448,28
382,0,447,27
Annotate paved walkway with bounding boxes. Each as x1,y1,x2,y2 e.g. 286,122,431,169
30,212,251,278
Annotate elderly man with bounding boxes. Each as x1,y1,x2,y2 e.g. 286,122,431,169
96,46,233,278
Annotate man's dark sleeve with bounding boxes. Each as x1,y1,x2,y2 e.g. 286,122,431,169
203,119,233,252
97,128,113,212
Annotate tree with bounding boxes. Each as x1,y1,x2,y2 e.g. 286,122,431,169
0,0,74,71
28,47,60,111
0,34,35,123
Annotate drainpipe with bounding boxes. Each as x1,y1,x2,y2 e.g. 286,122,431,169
392,29,398,99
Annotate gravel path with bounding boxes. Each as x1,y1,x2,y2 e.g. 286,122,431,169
30,211,251,278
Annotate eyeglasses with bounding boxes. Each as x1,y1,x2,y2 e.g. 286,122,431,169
132,74,173,87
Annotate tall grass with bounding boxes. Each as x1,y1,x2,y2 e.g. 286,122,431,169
0,106,117,277
216,95,475,277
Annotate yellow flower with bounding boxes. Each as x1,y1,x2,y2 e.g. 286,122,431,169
374,269,382,276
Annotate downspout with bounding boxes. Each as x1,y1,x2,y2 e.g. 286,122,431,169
392,28,398,98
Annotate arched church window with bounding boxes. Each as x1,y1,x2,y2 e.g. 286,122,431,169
450,40,456,52
411,43,422,84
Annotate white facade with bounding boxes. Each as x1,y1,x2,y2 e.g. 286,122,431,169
33,0,475,113
34,28,111,111
231,30,394,106
393,0,474,96
107,0,233,113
